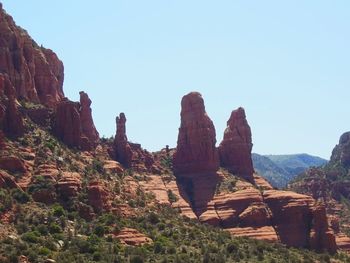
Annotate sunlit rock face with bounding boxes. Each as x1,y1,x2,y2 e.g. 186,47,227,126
173,92,219,178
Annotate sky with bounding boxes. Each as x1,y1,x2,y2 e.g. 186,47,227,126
2,1,350,159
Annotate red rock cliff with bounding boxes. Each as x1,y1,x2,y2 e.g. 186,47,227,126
218,107,254,183
0,4,64,107
173,92,219,177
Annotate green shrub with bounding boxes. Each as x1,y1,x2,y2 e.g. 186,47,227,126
22,231,40,243
11,189,30,203
52,204,66,217
49,222,62,234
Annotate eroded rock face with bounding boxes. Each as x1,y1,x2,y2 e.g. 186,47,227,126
0,5,64,107
173,92,219,177
88,181,112,213
218,107,254,183
54,98,81,148
57,172,82,199
0,170,21,189
115,228,153,246
263,190,336,252
0,74,24,137
54,93,99,150
330,132,350,167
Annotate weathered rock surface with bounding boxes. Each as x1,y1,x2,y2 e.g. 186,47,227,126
263,190,336,253
54,93,99,150
0,5,64,107
103,160,124,174
0,155,26,173
115,228,152,246
173,92,219,178
218,107,254,183
0,170,20,189
88,181,112,213
227,226,278,242
0,74,24,137
57,172,82,199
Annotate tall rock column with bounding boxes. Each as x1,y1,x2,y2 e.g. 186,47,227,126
114,113,132,168
79,91,99,150
173,92,219,178
218,107,254,183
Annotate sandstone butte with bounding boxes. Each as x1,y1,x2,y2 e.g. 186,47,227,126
0,3,344,254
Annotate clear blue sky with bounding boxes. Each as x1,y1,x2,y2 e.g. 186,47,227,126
2,1,350,159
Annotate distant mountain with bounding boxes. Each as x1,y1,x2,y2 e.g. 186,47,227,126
252,153,328,188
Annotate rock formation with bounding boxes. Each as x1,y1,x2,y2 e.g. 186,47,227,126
79,91,99,149
330,131,350,167
0,4,64,107
54,93,99,150
173,92,219,177
113,112,160,173
114,113,132,168
88,181,112,213
218,107,254,183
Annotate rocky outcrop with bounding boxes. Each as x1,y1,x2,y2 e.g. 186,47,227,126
263,190,336,253
330,131,350,167
113,113,160,173
218,107,254,183
0,155,26,173
115,228,153,246
88,181,112,213
0,4,64,107
173,92,219,178
54,93,99,150
0,170,21,189
57,172,82,199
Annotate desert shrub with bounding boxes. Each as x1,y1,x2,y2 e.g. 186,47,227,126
22,231,41,243
11,189,30,203
51,204,66,217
